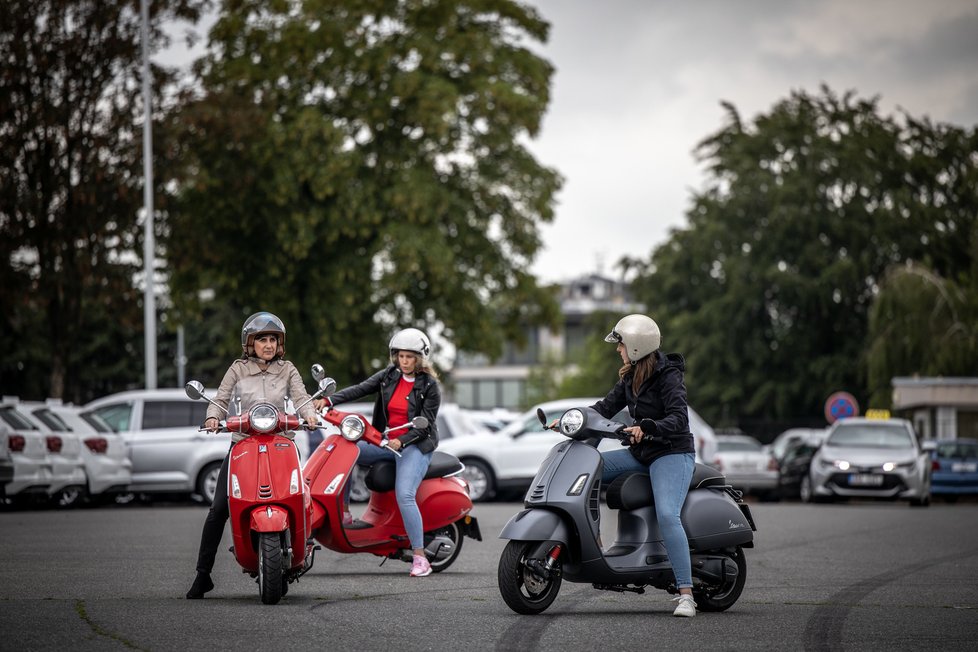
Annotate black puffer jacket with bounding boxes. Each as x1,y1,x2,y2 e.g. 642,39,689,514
329,365,440,454
591,350,695,465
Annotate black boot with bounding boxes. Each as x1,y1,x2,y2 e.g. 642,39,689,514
185,571,214,599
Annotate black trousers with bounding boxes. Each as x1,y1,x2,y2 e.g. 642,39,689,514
194,453,230,574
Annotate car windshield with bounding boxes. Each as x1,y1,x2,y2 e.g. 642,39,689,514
717,439,762,452
0,407,39,430
828,424,915,449
936,441,978,459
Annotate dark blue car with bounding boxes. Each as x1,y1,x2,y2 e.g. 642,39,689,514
930,438,978,501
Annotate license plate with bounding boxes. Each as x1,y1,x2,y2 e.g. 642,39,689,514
951,462,977,472
849,474,884,486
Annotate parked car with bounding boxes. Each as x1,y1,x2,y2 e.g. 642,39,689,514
776,436,823,500
929,438,978,501
464,408,521,433
768,427,827,463
84,388,310,504
3,399,86,507
802,417,931,506
1,400,51,505
27,401,132,506
711,434,780,500
438,398,718,502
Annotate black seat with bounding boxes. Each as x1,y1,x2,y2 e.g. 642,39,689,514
605,464,727,511
364,451,465,493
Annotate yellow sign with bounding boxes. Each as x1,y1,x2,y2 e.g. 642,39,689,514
865,409,891,420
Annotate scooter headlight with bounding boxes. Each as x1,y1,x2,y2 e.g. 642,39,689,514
559,409,585,436
249,404,278,432
340,415,366,441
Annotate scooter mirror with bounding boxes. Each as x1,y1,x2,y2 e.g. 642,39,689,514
311,363,325,382
536,408,547,426
318,377,337,396
185,381,205,401
411,416,429,429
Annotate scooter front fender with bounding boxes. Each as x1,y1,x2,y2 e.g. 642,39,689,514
250,505,290,532
499,508,570,544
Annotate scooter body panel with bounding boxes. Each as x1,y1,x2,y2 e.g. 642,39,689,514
499,508,571,543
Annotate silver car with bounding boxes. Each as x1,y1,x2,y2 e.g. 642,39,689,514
711,434,780,500
1,401,52,504
803,417,931,506
4,400,86,506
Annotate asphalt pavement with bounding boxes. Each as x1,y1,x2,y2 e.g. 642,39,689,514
1,498,977,651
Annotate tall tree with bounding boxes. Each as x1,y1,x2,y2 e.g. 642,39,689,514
629,86,978,426
0,0,208,401
163,0,562,387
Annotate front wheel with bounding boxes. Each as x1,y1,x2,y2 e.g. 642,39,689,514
799,475,814,504
693,547,747,612
497,540,562,615
258,532,285,605
425,521,463,573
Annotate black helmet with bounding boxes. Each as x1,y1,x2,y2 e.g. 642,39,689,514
241,312,286,357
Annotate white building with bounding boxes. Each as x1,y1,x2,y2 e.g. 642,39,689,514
891,377,978,440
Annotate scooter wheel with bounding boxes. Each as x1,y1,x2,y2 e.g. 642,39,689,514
497,540,562,615
693,547,747,612
258,532,285,605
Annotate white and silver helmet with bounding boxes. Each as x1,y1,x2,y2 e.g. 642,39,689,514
241,311,286,357
605,314,660,363
389,328,431,363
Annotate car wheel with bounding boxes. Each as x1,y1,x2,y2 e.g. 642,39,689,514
348,466,370,503
460,458,496,502
799,475,814,504
196,462,222,505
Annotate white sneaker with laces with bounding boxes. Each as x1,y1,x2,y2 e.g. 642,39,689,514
672,594,697,617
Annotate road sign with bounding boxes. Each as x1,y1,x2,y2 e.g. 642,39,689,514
824,391,860,424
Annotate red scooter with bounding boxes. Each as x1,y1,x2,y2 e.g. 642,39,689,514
184,377,335,604
303,367,481,571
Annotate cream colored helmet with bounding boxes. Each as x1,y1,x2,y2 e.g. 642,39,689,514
389,328,431,363
605,314,660,362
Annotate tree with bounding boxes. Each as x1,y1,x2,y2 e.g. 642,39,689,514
628,86,978,426
0,0,208,402
163,0,562,386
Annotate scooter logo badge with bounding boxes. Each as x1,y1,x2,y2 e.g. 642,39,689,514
233,450,249,461
728,519,746,530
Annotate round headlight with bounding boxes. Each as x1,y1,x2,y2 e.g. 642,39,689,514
340,415,366,441
559,409,585,436
249,404,278,432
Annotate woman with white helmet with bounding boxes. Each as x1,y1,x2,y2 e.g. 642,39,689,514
186,311,320,599
591,314,698,617
314,327,441,577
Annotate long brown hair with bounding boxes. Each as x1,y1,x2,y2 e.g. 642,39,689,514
619,354,656,393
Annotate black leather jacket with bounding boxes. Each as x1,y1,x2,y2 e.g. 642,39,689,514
591,350,695,465
329,365,440,454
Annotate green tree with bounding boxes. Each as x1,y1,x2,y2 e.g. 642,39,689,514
164,0,561,386
629,86,978,425
0,0,208,401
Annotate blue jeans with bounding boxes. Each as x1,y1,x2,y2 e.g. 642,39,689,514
348,440,432,550
601,450,695,589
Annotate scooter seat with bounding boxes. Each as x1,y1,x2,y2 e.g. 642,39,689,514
605,464,727,511
364,451,465,493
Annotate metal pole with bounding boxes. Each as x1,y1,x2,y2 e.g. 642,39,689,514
177,325,186,387
140,0,157,389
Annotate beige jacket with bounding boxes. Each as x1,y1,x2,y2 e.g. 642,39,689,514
207,358,317,442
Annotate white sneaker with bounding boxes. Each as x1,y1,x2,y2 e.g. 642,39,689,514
672,594,696,617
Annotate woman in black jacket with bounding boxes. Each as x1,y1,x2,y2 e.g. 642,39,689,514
591,314,698,617
316,328,441,577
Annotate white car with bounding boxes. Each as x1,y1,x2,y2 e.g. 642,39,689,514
85,388,310,504
1,400,52,505
28,401,132,506
711,434,780,499
438,398,719,502
3,399,86,506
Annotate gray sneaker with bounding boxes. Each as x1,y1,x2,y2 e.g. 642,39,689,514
672,594,696,617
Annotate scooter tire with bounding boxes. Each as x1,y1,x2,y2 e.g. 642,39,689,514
497,540,562,615
693,547,747,612
426,521,463,573
258,532,284,605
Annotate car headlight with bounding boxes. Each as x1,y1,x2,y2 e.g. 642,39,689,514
249,404,278,432
820,458,850,470
340,415,365,441
559,409,585,436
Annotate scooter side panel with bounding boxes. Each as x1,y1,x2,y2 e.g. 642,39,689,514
681,489,754,549
499,508,570,543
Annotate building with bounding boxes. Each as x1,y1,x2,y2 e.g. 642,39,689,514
891,376,978,440
451,274,644,410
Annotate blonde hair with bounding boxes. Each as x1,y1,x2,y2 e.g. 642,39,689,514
619,354,655,394
395,351,439,380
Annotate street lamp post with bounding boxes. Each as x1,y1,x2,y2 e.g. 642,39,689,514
140,0,157,389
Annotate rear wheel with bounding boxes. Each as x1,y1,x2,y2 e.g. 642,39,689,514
56,486,88,508
197,462,222,505
425,521,463,572
497,541,562,615
459,458,495,502
693,547,747,612
258,532,284,605
799,475,814,503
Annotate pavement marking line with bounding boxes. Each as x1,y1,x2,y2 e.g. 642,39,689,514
75,599,148,652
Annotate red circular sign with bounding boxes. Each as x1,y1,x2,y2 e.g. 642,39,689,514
824,391,860,424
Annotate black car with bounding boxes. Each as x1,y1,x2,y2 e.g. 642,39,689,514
777,438,822,499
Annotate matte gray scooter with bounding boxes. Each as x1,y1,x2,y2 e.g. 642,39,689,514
497,408,755,615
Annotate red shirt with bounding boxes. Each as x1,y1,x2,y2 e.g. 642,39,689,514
386,376,415,429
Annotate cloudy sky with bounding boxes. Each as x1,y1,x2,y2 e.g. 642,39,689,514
160,1,978,283
521,0,978,281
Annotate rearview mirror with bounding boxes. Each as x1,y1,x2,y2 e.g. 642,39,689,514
185,381,205,401
311,364,325,382
411,416,429,429
536,408,547,425
318,377,336,396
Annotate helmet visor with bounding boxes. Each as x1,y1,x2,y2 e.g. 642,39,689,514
604,329,622,344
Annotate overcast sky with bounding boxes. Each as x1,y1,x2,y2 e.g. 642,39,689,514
160,1,978,284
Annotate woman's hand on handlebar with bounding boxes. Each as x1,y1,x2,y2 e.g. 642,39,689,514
313,397,332,413
620,425,644,445
387,438,403,452
204,417,220,432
